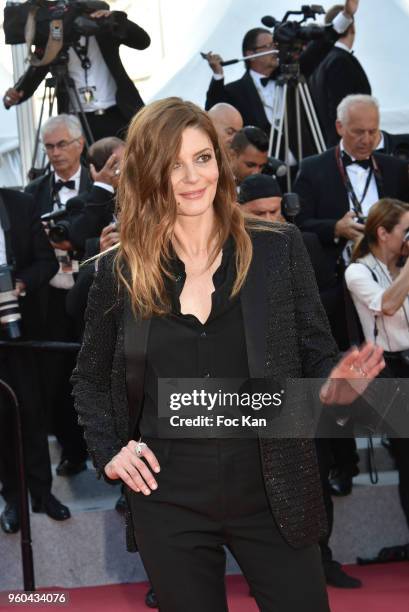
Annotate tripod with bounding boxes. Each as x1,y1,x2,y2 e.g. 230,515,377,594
30,53,94,180
268,63,326,190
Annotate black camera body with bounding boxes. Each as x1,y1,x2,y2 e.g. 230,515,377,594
262,5,326,66
41,208,71,244
0,264,22,340
4,0,110,47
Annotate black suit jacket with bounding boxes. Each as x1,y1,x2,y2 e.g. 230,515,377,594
310,47,371,147
24,166,92,216
293,148,409,273
72,225,341,552
380,130,409,160
0,188,58,337
205,26,340,138
67,184,115,253
14,12,150,120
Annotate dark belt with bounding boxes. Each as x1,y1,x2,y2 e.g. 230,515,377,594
85,106,116,116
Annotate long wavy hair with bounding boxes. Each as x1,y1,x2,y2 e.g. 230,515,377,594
114,97,253,318
351,198,409,262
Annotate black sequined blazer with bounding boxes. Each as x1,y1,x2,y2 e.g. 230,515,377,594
72,224,339,552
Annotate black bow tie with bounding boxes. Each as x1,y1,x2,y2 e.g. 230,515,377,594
54,179,76,192
260,76,270,87
342,153,372,170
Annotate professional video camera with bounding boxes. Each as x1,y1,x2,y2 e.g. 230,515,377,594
0,264,22,340
3,0,114,52
261,5,326,66
41,208,72,244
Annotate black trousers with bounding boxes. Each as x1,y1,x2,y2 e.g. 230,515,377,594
40,286,87,464
81,106,129,141
127,438,329,612
383,356,409,529
0,348,52,503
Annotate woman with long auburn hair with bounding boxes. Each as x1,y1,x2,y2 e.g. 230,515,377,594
72,97,384,612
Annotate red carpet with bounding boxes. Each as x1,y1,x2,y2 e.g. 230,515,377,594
1,564,409,611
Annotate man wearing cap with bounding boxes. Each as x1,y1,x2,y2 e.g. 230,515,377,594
238,174,284,222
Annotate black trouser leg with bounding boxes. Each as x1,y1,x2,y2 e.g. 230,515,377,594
389,437,409,529
227,512,329,612
316,438,334,563
330,436,359,476
0,349,52,503
41,287,87,464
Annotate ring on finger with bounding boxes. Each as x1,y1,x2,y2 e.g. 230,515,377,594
349,364,366,377
135,441,147,456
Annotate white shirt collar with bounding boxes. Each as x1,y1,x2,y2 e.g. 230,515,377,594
249,69,270,85
340,139,358,162
54,165,82,185
335,41,353,54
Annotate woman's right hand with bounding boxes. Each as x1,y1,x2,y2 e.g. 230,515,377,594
104,440,161,495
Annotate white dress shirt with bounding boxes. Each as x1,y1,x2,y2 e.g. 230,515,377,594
334,41,353,54
340,140,379,219
67,36,117,113
345,253,409,351
49,167,82,290
52,166,82,209
0,221,6,266
340,140,380,263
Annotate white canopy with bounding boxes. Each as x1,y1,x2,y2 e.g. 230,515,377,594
140,0,409,134
0,62,20,187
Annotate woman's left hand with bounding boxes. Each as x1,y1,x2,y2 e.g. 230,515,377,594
320,343,385,405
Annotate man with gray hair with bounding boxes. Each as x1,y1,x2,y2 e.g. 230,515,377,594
25,113,91,478
294,94,409,347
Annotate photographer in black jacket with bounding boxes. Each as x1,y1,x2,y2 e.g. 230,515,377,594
204,0,359,158
3,1,150,140
0,188,71,534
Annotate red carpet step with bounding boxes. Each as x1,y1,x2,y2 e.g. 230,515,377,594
1,563,409,611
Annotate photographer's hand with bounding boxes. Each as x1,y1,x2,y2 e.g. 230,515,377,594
3,87,24,109
89,10,112,19
50,240,73,252
204,52,224,76
90,153,120,187
335,211,365,241
99,223,120,252
13,281,26,297
343,0,359,18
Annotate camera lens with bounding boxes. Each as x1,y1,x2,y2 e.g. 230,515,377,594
0,265,22,340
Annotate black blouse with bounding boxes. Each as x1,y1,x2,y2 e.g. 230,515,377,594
138,238,249,437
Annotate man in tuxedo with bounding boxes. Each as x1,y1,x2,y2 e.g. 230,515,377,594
230,127,269,186
294,94,409,587
25,113,90,478
3,4,150,140
294,94,409,349
310,4,371,147
207,103,243,148
0,188,71,533
204,0,358,157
